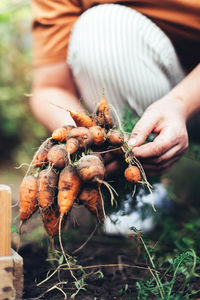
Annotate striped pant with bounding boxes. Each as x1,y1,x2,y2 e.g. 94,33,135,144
67,4,185,118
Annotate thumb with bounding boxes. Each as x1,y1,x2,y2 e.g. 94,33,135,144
128,113,157,147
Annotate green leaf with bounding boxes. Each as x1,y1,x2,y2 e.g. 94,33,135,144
11,225,18,233
58,254,64,265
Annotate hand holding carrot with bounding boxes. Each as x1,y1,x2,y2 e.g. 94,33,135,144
128,96,189,176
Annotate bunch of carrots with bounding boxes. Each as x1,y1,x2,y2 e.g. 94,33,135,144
19,95,150,239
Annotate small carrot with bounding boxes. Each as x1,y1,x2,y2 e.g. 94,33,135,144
107,129,124,146
78,185,98,213
67,127,93,149
78,185,105,223
69,111,97,128
37,169,58,209
124,165,141,183
58,165,81,216
76,155,105,184
32,138,56,168
19,175,38,222
96,95,113,128
47,144,67,169
41,205,65,237
52,125,74,142
89,125,106,147
66,137,79,155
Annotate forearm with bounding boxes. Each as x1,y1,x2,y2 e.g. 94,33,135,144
165,64,200,120
30,86,85,132
30,61,86,132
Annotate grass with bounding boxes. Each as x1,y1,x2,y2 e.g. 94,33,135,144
131,196,200,299
135,233,200,299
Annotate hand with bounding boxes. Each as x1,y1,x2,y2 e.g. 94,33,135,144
128,97,189,176
104,151,127,179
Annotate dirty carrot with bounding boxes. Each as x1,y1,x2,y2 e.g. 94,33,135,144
124,165,141,183
76,154,116,206
79,185,105,223
76,155,105,184
66,137,79,155
107,129,124,146
96,95,113,128
67,127,93,149
89,125,106,147
52,125,74,142
32,138,56,168
37,169,58,209
19,175,38,223
47,144,67,169
69,111,97,128
58,165,81,216
41,205,65,237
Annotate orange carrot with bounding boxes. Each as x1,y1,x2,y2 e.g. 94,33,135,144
76,155,105,183
58,165,81,216
89,125,106,147
69,111,97,128
78,185,105,223
32,138,56,168
47,144,67,169
67,127,93,149
19,175,38,222
41,205,65,237
37,169,58,209
79,186,98,214
52,125,74,142
66,137,79,155
96,95,113,128
107,129,124,146
124,165,141,183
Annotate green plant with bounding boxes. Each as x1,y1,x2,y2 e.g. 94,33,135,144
119,283,129,294
131,228,200,300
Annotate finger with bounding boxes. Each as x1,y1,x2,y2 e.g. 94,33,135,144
105,159,127,178
139,135,187,175
128,109,158,147
140,143,186,165
144,166,171,177
132,126,182,159
133,141,170,161
143,155,181,176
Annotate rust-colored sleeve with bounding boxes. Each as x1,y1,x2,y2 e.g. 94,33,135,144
31,0,82,67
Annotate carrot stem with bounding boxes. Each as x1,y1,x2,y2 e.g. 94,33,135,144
58,215,78,282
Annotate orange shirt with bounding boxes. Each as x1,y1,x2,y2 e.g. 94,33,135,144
31,0,200,71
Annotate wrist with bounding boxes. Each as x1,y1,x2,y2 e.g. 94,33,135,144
164,65,200,120
160,94,188,121
172,94,200,121
172,95,188,119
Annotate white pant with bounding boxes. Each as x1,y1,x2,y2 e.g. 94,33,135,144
67,4,185,118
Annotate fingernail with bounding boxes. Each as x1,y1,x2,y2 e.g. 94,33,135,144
128,138,136,147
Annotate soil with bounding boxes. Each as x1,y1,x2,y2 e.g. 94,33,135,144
16,201,200,300
18,230,147,300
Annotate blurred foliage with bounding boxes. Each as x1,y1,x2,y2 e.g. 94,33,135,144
0,0,47,167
